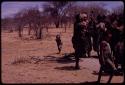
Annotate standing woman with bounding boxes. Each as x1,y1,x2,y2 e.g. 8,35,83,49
72,13,89,69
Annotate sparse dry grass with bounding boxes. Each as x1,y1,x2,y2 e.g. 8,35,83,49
2,28,123,83
11,56,31,65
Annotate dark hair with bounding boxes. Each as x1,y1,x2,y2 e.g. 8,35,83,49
56,34,60,38
97,14,106,22
102,31,112,42
75,13,81,23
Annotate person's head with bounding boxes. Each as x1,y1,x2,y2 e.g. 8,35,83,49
97,14,105,23
75,13,81,23
110,13,117,23
91,11,94,14
117,15,124,26
75,13,88,23
56,34,60,38
80,13,88,21
103,31,112,42
97,14,101,22
101,41,107,48
90,16,95,21
89,11,95,20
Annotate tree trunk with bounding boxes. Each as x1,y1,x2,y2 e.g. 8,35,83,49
33,24,38,39
18,26,22,37
55,21,59,28
35,29,38,39
28,23,32,35
64,24,67,32
60,20,63,28
37,27,42,39
46,26,49,33
9,27,13,33
68,22,71,28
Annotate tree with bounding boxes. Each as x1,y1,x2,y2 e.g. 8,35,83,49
82,2,108,20
26,7,43,39
112,5,124,15
13,7,44,39
43,1,70,28
14,9,28,37
1,17,16,32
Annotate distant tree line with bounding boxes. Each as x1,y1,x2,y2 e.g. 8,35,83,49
1,1,124,39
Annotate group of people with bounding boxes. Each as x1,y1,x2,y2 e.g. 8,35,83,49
55,12,124,83
72,12,124,83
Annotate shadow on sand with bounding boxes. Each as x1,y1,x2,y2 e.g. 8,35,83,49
44,52,98,64
54,66,76,71
92,70,123,76
44,52,76,64
26,52,98,65
80,81,98,84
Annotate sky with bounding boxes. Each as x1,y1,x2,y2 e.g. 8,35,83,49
1,1,124,19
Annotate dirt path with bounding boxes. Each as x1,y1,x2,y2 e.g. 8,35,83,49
1,29,123,83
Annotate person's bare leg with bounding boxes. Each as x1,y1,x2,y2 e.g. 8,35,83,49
107,72,113,83
75,56,80,69
123,68,125,83
59,48,61,54
87,51,91,57
58,45,61,54
122,65,125,83
97,66,103,83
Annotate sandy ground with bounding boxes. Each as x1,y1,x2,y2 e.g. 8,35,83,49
1,28,124,84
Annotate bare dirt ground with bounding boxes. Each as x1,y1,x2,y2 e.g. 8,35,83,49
1,28,124,84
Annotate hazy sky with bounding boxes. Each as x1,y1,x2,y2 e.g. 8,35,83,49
1,1,124,18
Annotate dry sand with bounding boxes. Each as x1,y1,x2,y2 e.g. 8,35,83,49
1,28,124,84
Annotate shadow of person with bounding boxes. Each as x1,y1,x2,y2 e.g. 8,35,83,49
80,81,98,84
54,66,77,71
55,53,76,64
92,70,123,76
56,57,75,64
92,71,110,76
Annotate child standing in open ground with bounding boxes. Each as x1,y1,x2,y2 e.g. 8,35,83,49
55,34,63,54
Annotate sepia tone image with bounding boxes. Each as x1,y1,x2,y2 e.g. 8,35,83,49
1,1,124,84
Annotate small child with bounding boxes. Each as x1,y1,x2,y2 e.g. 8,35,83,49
55,34,63,54
97,34,117,83
99,40,116,71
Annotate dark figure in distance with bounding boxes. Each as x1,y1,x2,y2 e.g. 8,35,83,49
56,34,63,54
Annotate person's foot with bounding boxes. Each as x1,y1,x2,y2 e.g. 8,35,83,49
75,66,80,70
59,50,61,54
57,51,61,54
96,81,100,83
81,54,87,58
87,52,91,57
